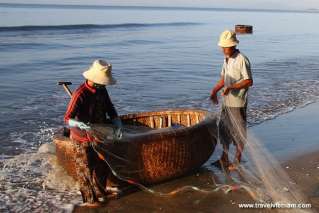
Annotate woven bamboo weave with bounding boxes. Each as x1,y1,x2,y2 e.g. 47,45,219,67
54,109,218,184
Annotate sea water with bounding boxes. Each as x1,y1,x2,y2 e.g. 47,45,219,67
0,3,319,211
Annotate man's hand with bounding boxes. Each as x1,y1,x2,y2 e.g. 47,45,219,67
112,117,123,141
222,86,231,96
78,122,91,130
210,91,219,105
68,119,91,131
113,127,123,141
222,79,253,96
210,77,224,105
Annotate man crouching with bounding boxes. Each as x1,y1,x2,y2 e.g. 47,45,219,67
64,59,123,205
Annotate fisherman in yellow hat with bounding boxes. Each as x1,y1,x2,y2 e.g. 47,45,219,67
64,59,122,205
210,30,253,170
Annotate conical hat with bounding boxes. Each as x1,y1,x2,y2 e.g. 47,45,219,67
218,30,239,48
83,59,117,85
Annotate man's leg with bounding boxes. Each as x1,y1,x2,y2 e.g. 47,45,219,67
234,107,247,164
73,141,98,203
220,142,231,166
213,107,232,168
234,143,244,163
226,106,247,166
87,146,110,199
234,129,246,164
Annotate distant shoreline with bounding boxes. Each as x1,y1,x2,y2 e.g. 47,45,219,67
0,2,318,14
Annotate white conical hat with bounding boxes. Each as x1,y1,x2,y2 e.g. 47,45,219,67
218,30,239,48
83,59,117,85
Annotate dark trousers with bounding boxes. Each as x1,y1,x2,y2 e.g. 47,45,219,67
73,138,110,203
219,106,247,148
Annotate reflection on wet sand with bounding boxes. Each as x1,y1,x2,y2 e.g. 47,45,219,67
73,146,319,213
73,168,264,212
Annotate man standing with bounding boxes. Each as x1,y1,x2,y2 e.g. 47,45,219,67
210,30,253,170
64,59,123,205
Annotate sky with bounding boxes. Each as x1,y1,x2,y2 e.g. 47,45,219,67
0,0,319,10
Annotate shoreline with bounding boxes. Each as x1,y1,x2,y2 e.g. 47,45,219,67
251,100,319,160
73,151,319,212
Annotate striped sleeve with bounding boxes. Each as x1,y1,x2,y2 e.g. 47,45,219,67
64,85,85,123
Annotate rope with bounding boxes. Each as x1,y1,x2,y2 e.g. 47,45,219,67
88,134,257,198
79,109,259,200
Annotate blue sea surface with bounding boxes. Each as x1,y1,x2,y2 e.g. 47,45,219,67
0,3,319,211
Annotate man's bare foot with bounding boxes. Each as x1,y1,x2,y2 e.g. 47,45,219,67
228,163,239,171
80,202,103,208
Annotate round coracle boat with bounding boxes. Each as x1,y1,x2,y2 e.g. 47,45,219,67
235,25,253,34
54,109,218,185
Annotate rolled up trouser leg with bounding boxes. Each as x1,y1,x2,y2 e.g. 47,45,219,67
87,145,110,198
73,141,98,203
219,107,233,146
219,106,247,147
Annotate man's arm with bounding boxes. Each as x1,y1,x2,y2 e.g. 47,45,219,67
104,90,123,140
64,92,81,123
210,76,225,104
223,55,253,96
222,79,253,96
64,90,90,130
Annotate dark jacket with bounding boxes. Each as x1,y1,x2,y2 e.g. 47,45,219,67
64,81,118,124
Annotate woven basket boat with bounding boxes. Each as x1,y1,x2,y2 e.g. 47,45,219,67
235,25,253,34
54,109,218,185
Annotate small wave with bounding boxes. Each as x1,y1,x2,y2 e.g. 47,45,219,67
0,22,201,32
0,147,80,212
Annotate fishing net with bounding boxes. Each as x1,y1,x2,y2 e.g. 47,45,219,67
54,107,313,212
208,105,313,212
55,109,218,192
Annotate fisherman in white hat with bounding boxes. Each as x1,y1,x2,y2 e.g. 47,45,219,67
210,30,253,171
64,59,122,205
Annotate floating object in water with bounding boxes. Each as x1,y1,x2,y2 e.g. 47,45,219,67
235,25,253,34
54,109,218,186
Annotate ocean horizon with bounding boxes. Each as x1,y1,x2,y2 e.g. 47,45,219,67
0,2,318,15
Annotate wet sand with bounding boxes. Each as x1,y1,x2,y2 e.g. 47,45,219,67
73,151,319,213
283,151,319,212
73,102,319,212
73,168,261,213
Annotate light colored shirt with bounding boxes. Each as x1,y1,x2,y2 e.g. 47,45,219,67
221,51,252,107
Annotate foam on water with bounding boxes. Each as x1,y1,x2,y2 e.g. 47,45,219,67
248,79,319,125
0,144,81,212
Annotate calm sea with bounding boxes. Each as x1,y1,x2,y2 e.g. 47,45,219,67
0,3,319,211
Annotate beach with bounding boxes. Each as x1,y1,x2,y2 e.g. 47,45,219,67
73,102,319,212
284,151,319,211
73,153,319,212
